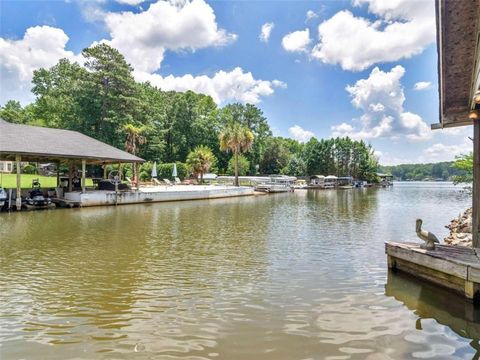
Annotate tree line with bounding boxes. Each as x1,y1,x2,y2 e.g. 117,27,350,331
379,161,468,181
0,43,381,182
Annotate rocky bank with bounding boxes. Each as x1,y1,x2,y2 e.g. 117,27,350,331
444,207,473,246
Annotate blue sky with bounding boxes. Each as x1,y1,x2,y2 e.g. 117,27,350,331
0,0,473,164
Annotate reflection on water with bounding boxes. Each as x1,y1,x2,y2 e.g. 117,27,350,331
385,270,480,359
0,183,476,359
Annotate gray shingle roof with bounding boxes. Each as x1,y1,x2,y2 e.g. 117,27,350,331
434,0,480,129
0,119,144,163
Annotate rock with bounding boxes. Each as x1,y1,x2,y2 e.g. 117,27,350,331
444,208,473,246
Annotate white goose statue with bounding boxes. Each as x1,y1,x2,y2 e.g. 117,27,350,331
416,219,439,250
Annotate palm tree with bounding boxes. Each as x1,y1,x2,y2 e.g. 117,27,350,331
123,123,146,186
186,146,216,184
219,122,254,186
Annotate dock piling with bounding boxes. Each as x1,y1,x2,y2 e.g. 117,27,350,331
15,155,21,210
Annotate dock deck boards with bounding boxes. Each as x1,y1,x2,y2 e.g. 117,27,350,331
386,242,480,302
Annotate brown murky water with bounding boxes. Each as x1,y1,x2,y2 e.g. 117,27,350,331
0,183,476,359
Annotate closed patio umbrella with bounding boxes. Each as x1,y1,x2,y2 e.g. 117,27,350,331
172,163,177,178
151,162,157,179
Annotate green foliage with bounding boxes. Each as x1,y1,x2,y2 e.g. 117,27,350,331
157,163,188,180
259,137,291,174
22,164,37,174
219,103,270,172
301,137,378,181
139,162,153,181
379,160,467,181
283,155,307,176
0,100,32,124
219,121,254,185
227,154,250,176
452,153,473,185
186,146,217,183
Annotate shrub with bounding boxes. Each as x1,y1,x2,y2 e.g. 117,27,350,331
105,164,133,180
227,155,249,176
22,164,37,174
157,162,188,180
139,162,153,181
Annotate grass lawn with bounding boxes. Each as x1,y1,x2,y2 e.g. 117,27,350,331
0,173,94,189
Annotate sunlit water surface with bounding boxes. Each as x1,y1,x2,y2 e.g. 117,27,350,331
0,182,477,359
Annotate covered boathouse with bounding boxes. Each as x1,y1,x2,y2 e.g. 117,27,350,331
0,119,144,209
386,0,480,302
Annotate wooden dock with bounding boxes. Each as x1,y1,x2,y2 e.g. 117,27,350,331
386,242,480,303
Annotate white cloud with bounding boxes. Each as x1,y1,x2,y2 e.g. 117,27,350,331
421,141,472,162
259,22,274,43
116,0,144,5
77,0,108,23
375,152,416,166
103,0,237,72
414,81,432,91
306,10,319,21
311,0,435,71
1,1,284,106
135,67,286,104
331,65,432,141
0,26,79,105
373,150,382,158
282,28,311,53
288,125,314,142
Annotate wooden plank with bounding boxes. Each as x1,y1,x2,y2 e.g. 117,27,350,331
387,242,479,264
473,120,480,247
386,244,468,279
468,266,480,283
392,257,466,295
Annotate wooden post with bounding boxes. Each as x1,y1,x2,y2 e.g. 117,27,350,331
103,163,107,179
133,162,138,188
81,159,86,193
68,163,73,192
473,120,480,248
56,161,60,187
15,155,21,210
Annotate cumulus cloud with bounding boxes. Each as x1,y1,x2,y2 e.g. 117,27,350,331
331,65,431,141
259,22,274,43
288,125,314,142
0,25,79,104
311,0,435,71
414,81,432,91
103,0,237,72
282,28,311,53
135,67,286,104
421,141,472,162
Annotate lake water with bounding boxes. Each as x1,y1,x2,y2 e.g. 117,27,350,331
0,182,477,359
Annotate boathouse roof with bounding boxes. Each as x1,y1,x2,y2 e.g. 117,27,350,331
433,0,480,129
0,119,144,164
